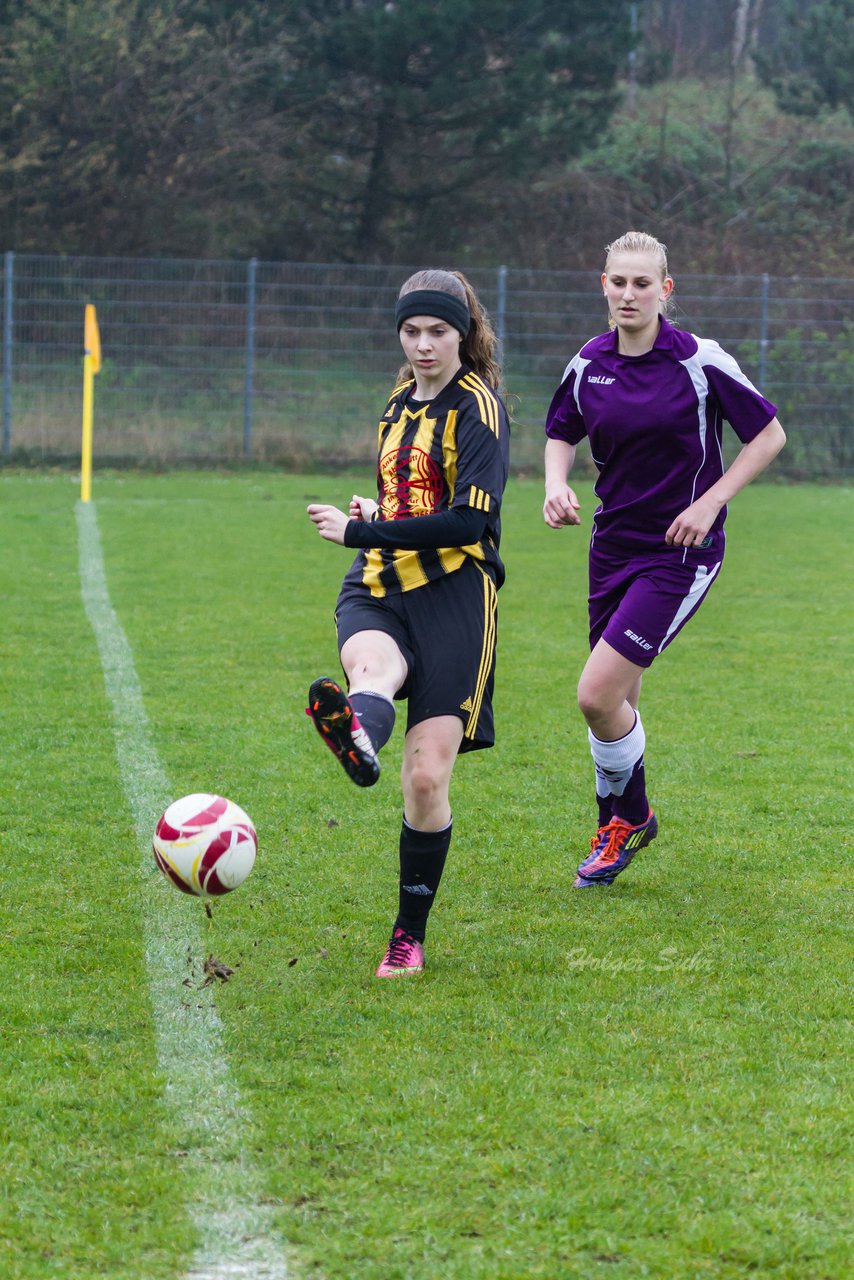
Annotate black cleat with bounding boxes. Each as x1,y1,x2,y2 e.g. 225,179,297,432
306,677,380,787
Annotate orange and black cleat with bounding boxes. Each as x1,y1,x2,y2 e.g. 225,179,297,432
306,677,380,787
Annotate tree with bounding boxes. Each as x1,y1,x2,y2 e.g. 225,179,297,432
0,0,633,260
0,0,290,254
3,0,847,271
270,0,634,261
754,0,853,117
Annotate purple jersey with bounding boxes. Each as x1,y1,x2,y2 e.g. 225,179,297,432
545,318,777,554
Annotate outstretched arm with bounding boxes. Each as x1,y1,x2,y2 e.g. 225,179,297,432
307,503,351,543
306,494,379,543
666,417,787,547
307,500,489,549
543,438,582,529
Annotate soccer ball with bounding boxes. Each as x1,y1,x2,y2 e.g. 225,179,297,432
153,793,257,897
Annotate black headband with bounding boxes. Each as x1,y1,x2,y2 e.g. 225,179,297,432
395,289,470,337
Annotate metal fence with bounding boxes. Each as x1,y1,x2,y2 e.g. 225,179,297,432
2,252,852,478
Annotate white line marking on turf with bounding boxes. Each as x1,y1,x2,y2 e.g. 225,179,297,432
76,501,292,1280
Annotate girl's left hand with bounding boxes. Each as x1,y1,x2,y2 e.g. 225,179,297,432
350,494,379,521
665,494,723,547
307,503,350,545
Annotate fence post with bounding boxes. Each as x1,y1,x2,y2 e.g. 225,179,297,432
244,256,257,459
496,265,508,367
758,272,770,394
2,250,12,457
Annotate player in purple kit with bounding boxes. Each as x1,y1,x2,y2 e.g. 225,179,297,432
544,231,786,887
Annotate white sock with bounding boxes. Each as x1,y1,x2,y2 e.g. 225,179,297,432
589,713,645,798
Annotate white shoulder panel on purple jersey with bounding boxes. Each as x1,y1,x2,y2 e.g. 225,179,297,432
561,353,591,396
687,335,762,394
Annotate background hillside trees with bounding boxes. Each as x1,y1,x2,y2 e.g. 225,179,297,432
0,0,291,255
271,0,631,261
0,0,850,273
755,0,854,116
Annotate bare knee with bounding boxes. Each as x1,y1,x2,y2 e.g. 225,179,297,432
577,671,614,723
346,651,386,684
577,642,645,738
577,673,638,741
402,758,453,829
401,717,461,828
404,759,440,807
340,631,406,697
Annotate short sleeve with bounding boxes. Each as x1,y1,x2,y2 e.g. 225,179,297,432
545,359,587,444
700,341,778,444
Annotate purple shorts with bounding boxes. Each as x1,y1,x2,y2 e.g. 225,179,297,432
589,542,723,668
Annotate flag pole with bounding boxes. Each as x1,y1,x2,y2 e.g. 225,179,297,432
80,304,101,502
81,352,94,502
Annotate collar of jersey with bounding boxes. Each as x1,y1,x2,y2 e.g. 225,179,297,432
608,316,677,357
402,362,470,412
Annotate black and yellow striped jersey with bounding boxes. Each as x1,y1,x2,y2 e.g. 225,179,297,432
342,364,510,598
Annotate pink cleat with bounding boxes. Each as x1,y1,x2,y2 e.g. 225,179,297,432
375,927,425,978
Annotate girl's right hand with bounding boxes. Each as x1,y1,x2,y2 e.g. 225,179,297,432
350,494,379,521
543,485,581,529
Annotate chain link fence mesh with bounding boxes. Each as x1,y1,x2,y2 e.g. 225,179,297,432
2,253,851,478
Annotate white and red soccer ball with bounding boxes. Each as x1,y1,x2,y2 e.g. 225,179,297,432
153,793,257,897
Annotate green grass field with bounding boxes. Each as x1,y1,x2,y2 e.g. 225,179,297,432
1,471,851,1280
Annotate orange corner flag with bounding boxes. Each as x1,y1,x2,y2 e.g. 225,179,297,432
84,303,101,374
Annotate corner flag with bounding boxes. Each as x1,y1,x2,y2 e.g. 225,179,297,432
81,304,102,502
84,303,101,373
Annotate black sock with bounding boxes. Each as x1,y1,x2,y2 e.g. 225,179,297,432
597,790,614,828
349,690,395,752
395,817,452,943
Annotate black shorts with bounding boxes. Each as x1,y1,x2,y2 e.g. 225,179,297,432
335,557,499,752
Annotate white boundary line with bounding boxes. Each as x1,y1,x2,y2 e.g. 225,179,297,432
76,501,292,1280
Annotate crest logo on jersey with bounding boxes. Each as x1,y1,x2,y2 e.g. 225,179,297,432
379,445,443,519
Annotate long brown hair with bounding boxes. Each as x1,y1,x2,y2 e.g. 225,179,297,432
395,269,503,391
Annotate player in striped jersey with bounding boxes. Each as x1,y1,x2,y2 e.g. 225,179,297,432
307,270,510,976
544,232,786,889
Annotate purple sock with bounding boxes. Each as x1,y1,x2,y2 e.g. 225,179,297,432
612,756,649,826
